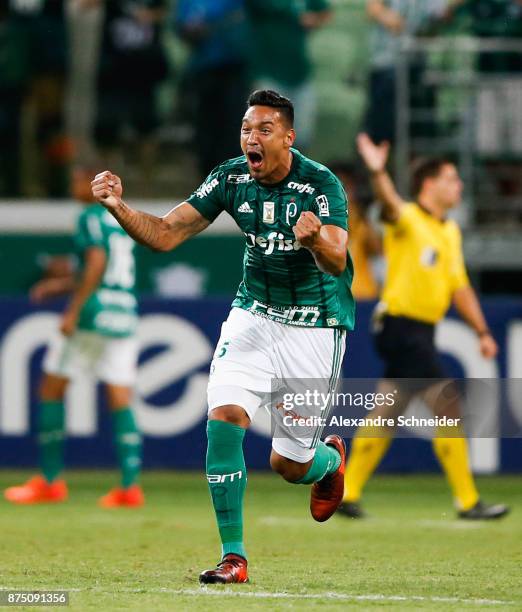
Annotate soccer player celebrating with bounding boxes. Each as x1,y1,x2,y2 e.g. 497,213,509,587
338,134,508,521
90,90,355,583
4,167,143,508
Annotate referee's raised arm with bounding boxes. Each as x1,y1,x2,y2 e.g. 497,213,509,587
357,133,404,223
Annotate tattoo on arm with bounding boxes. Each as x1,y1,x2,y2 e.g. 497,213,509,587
111,201,209,251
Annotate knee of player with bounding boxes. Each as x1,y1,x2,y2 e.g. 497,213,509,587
39,374,68,401
208,405,250,428
105,384,132,410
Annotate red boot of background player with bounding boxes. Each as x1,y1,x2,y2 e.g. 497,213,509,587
4,475,68,504
98,484,145,508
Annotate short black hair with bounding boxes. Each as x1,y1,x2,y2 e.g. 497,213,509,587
411,157,454,197
247,90,294,127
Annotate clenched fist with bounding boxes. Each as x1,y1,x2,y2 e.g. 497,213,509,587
91,171,123,210
293,211,321,249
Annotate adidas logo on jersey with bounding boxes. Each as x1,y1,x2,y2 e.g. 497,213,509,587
288,181,315,195
238,201,253,213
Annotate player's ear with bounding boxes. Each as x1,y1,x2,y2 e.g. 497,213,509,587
285,129,296,148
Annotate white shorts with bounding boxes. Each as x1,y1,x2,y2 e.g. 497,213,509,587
207,308,346,462
43,330,138,386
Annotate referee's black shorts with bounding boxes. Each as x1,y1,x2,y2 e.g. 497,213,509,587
373,314,445,386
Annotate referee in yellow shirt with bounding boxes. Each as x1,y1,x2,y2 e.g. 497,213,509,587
338,134,508,520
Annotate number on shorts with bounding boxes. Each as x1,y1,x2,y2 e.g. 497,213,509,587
218,341,230,358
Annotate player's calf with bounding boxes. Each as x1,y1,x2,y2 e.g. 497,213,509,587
269,451,312,482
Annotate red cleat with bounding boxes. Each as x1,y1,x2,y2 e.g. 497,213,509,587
199,554,249,584
310,435,346,522
98,484,145,508
4,475,68,505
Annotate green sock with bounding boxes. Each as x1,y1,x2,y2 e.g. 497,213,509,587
295,441,341,485
206,420,247,559
38,400,65,483
111,407,142,488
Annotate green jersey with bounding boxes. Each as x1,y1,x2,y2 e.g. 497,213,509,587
187,149,355,330
75,204,138,338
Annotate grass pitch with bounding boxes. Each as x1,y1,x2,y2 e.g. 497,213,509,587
0,471,520,610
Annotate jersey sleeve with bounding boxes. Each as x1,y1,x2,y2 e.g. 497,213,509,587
450,224,470,291
312,176,348,230
387,202,417,232
75,210,105,252
186,168,227,223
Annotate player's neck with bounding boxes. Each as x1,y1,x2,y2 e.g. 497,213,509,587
258,151,293,185
417,195,446,221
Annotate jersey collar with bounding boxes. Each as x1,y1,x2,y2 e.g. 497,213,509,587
415,201,448,223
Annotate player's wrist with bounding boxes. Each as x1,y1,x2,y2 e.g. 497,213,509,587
476,328,491,338
370,167,386,176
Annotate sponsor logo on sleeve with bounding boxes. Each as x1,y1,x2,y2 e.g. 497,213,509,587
316,195,330,217
196,178,219,198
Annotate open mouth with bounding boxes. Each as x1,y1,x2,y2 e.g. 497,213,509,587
247,151,264,171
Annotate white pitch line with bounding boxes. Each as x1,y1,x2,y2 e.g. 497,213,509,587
259,516,485,530
1,587,514,606
185,589,517,606
171,589,514,606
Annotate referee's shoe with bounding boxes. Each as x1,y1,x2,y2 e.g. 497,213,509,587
459,500,510,520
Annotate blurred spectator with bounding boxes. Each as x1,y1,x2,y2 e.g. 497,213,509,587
245,0,331,151
175,0,248,177
4,0,71,197
0,2,30,196
364,0,456,144
331,161,382,300
95,0,168,174
65,0,105,166
454,0,522,155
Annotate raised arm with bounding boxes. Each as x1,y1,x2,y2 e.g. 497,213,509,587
357,133,405,223
91,171,210,252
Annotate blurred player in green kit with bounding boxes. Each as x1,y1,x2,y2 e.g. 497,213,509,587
4,168,143,508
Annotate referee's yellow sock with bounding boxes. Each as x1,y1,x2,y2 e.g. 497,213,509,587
432,431,479,511
343,428,392,502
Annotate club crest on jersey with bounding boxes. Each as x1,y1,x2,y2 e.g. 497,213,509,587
288,181,315,195
420,246,439,267
263,201,275,224
286,201,298,225
316,195,330,217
